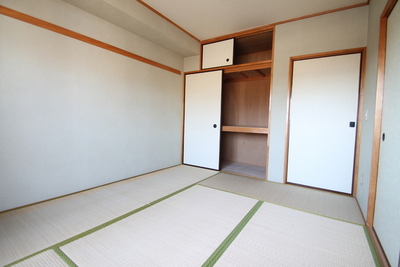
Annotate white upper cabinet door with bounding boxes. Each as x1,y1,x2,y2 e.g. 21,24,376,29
184,70,223,170
202,39,234,69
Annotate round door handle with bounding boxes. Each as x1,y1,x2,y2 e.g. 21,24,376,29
382,133,386,141
226,58,230,62
213,124,217,128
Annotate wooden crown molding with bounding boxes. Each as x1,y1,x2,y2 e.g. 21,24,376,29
202,2,369,44
0,5,181,75
136,0,200,42
138,1,368,46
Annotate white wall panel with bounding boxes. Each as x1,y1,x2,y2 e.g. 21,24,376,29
0,13,182,211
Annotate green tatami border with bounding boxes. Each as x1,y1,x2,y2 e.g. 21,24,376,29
199,183,366,226
5,172,219,267
53,247,78,267
202,200,264,267
199,184,380,267
363,226,382,267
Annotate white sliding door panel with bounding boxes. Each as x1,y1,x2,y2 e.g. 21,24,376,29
184,70,222,170
287,54,361,193
374,3,400,266
202,39,234,69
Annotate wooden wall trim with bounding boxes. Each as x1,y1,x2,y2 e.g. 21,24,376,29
0,5,181,75
273,2,368,28
288,47,367,61
136,0,200,42
265,28,276,181
202,26,275,45
366,0,398,227
284,48,367,191
353,49,368,197
367,226,391,267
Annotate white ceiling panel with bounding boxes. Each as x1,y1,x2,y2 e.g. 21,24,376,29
140,0,367,40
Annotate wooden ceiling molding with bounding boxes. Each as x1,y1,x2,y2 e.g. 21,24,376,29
138,0,368,42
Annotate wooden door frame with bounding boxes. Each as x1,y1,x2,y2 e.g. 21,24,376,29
366,0,398,228
283,48,367,197
365,2,398,266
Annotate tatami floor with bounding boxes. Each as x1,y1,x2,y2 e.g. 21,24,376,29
0,165,379,266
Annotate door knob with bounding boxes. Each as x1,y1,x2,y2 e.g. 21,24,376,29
213,124,217,128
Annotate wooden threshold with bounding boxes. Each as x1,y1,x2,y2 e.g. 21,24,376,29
222,126,269,134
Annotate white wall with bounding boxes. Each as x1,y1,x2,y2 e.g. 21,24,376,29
184,55,201,72
0,0,183,211
62,0,200,57
268,6,369,182
0,0,183,70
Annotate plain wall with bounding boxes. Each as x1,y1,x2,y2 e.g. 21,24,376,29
184,55,201,72
268,6,369,182
0,0,183,211
0,0,183,70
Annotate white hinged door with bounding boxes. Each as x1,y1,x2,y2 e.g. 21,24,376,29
202,39,234,69
287,53,361,194
184,70,222,170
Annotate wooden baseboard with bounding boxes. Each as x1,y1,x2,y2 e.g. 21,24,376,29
367,226,390,267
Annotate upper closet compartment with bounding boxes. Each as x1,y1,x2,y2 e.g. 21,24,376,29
201,30,273,69
234,31,273,64
202,39,234,69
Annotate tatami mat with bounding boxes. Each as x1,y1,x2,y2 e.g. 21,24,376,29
214,202,376,267
60,186,257,267
200,173,365,224
1,166,375,266
12,249,69,267
0,165,217,266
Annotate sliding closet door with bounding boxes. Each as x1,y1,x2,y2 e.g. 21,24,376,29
183,70,222,170
287,53,361,194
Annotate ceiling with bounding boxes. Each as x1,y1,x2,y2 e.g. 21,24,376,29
62,0,368,57
140,0,368,41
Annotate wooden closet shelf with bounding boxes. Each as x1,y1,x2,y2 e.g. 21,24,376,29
184,61,271,77
223,61,271,82
224,60,271,73
222,126,269,134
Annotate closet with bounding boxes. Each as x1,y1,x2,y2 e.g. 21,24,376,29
184,29,273,179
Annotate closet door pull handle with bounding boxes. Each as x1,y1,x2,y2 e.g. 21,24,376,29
213,124,217,128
